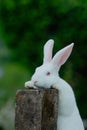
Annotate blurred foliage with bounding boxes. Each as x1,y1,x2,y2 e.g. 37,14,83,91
0,63,30,107
0,0,87,119
0,99,14,130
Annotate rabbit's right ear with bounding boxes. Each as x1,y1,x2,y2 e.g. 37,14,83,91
43,39,54,63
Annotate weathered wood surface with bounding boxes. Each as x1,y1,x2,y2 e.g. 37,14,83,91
15,88,58,130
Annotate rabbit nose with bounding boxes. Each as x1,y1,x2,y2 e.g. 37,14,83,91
34,81,38,86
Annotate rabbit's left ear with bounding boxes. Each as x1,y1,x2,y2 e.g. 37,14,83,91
43,39,54,63
52,43,74,70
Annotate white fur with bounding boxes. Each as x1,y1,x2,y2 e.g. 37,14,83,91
25,39,84,130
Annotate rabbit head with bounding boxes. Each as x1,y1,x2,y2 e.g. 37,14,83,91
30,39,74,88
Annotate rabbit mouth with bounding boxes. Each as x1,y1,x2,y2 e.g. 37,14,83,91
34,81,42,88
34,81,45,88
33,80,52,88
34,81,38,86
35,86,47,89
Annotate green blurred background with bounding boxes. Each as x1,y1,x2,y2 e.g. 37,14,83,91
0,0,87,129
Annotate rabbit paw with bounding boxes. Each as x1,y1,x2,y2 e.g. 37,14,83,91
51,84,58,89
25,81,37,89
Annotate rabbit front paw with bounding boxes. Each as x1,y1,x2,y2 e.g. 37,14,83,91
51,84,58,89
25,81,37,89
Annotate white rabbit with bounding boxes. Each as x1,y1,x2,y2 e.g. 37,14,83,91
25,39,84,130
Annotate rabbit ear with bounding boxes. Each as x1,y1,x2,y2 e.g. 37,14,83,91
52,43,74,70
43,39,54,63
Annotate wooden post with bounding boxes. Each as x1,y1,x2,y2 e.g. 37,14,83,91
15,88,58,130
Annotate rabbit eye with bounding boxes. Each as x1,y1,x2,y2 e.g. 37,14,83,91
46,72,51,76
